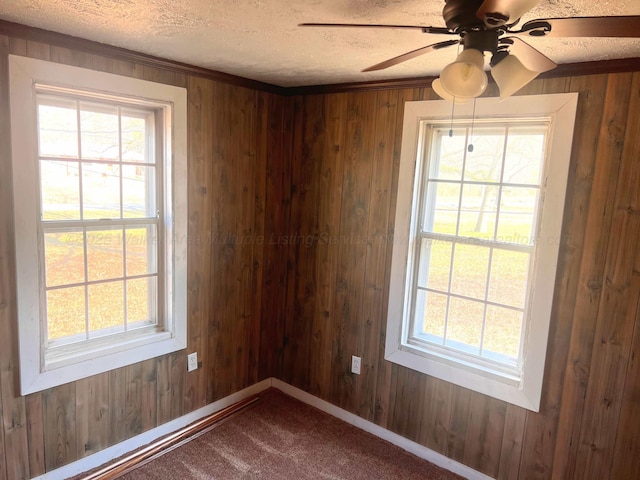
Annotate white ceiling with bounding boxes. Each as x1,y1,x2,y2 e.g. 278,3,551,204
1,0,639,87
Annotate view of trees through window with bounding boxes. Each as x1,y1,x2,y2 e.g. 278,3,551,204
37,93,160,345
413,123,547,366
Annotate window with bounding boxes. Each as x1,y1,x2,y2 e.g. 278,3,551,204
386,94,578,410
9,55,188,394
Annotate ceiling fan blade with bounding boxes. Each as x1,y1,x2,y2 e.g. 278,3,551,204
298,23,454,35
514,16,640,38
503,37,556,73
362,39,459,72
476,0,542,27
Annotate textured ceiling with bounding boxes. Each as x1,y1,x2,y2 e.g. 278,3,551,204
1,0,639,87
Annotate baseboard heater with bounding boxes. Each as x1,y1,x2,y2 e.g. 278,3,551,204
79,393,261,480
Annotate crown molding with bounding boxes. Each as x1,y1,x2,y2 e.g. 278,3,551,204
0,20,287,95
2,20,640,97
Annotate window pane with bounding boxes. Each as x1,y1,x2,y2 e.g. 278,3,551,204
121,112,150,163
423,182,460,235
88,281,124,336
459,184,498,240
483,305,522,360
127,277,157,327
40,160,80,220
428,128,465,181
446,297,484,354
47,286,85,341
496,186,538,245
123,165,156,218
463,129,505,183
503,128,545,186
38,96,78,158
419,290,447,340
87,228,123,282
82,162,121,219
126,225,157,276
450,243,490,300
44,229,85,287
80,102,119,161
417,238,452,291
488,249,530,308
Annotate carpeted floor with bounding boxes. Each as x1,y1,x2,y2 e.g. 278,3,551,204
119,388,465,479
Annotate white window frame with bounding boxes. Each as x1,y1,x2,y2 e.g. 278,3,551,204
9,55,188,395
386,94,578,411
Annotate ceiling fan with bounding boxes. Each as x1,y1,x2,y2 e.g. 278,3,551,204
300,0,640,102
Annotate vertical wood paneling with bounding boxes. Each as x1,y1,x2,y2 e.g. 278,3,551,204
329,91,377,413
258,93,292,381
551,72,633,480
572,71,640,480
518,74,609,480
308,93,346,400
374,88,421,429
356,90,398,421
75,373,109,458
42,384,76,471
0,33,30,480
0,32,286,477
3,26,640,480
184,74,213,411
282,71,640,480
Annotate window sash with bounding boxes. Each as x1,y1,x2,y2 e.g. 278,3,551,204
406,122,548,376
35,92,165,356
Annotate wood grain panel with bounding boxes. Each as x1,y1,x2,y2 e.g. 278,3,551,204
258,93,292,381
517,74,609,480
281,71,640,480
572,71,640,480
0,31,285,477
42,383,76,470
329,91,377,413
551,72,633,480
75,373,109,458
0,33,31,480
184,74,213,412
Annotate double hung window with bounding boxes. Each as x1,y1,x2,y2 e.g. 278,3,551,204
386,95,578,410
10,55,188,394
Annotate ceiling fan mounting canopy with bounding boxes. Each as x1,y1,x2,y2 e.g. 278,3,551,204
442,0,486,31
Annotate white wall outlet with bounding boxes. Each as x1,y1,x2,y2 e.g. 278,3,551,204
351,355,361,375
187,352,198,372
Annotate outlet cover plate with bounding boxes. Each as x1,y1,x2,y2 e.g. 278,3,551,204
187,352,198,372
351,355,361,375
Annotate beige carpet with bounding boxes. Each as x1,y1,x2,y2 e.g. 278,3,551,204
119,388,465,479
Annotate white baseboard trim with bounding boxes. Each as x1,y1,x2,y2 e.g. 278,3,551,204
271,378,493,480
34,378,272,480
35,377,491,480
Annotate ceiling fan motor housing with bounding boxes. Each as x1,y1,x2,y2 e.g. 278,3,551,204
442,0,486,30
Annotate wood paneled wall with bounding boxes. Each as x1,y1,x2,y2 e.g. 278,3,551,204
0,34,289,478
272,74,640,479
2,26,640,480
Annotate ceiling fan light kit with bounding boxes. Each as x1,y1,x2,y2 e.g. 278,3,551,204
439,48,488,99
300,0,640,102
432,78,469,104
491,53,540,101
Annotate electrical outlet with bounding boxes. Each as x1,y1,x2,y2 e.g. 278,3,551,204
351,355,361,375
187,352,198,372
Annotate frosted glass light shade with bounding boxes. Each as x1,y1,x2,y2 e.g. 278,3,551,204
440,49,488,99
491,54,541,101
432,78,469,104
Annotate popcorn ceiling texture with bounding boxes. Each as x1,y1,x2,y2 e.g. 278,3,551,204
1,0,639,86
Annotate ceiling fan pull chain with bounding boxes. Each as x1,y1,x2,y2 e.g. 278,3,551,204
468,97,477,153
449,99,456,137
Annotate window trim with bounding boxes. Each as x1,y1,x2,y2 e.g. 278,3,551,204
386,94,578,411
9,55,188,395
